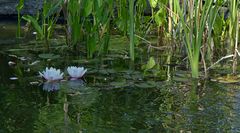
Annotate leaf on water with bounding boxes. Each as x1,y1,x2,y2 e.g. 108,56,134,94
173,76,189,82
38,54,60,59
110,80,127,88
213,75,240,84
135,81,156,88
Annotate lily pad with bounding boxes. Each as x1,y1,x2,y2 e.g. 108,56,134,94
38,53,60,59
135,81,156,88
110,80,127,88
211,75,240,84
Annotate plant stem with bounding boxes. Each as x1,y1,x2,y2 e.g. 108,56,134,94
129,0,135,61
17,12,21,38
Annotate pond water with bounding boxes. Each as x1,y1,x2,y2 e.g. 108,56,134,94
1,22,240,132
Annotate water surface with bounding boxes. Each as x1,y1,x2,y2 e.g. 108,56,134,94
0,23,240,132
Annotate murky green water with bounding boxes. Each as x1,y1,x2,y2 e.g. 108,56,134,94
1,22,240,132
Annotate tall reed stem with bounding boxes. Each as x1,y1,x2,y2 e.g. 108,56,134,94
129,0,135,61
16,0,24,38
175,0,214,78
230,0,239,74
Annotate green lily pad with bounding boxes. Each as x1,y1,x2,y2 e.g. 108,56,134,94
135,81,156,88
38,53,60,59
212,75,240,84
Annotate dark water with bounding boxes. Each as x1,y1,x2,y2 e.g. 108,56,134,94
1,23,240,133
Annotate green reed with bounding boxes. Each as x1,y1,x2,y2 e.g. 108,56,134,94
129,0,135,61
229,0,239,74
16,0,24,38
23,0,60,41
175,0,215,78
63,0,114,57
66,0,82,46
22,0,60,50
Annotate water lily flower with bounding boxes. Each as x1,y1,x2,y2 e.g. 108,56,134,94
39,67,63,82
67,66,87,79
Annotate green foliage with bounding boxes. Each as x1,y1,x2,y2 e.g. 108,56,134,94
61,0,114,57
83,0,93,17
142,57,156,73
229,0,239,74
22,15,44,39
129,0,135,61
16,0,24,38
154,8,167,27
149,0,157,8
175,0,217,78
21,0,60,51
15,0,240,78
149,0,168,28
16,0,24,11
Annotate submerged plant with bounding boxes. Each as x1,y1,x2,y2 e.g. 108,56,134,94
39,67,64,82
67,66,87,80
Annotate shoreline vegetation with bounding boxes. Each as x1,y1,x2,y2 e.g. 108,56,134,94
12,0,240,79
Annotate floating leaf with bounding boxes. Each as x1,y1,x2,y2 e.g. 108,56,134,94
110,80,127,88
135,81,156,88
38,54,60,59
213,75,240,84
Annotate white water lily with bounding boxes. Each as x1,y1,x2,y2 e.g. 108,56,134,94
67,66,87,79
39,67,63,82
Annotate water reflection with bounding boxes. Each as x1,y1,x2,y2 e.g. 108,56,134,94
42,79,85,92
2,49,240,132
43,82,60,92
67,79,85,90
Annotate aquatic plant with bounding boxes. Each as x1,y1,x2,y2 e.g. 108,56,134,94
16,0,24,38
229,0,239,74
59,0,113,57
175,0,216,78
129,0,135,61
67,66,87,79
22,0,60,49
39,67,64,82
149,0,168,43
